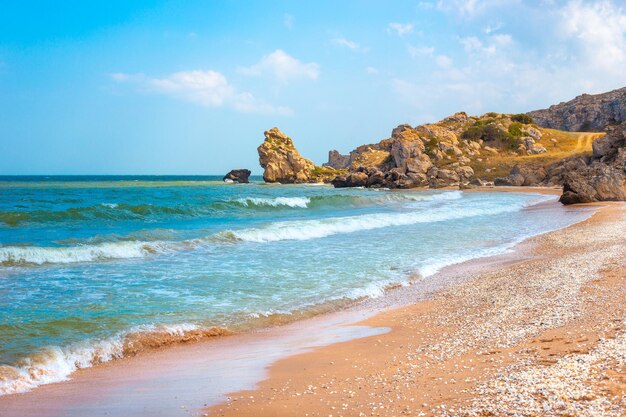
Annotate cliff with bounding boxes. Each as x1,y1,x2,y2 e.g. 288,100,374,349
528,87,626,132
257,128,344,184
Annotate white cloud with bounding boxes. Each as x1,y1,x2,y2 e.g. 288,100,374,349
110,72,131,82
408,45,435,57
388,23,414,36
283,14,294,30
332,37,361,50
417,1,435,10
148,70,233,107
437,0,479,16
238,49,319,82
111,70,292,115
483,22,502,34
436,0,520,17
366,66,379,74
395,0,626,118
559,0,626,71
435,55,453,68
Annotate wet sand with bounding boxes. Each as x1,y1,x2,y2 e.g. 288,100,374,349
208,201,626,416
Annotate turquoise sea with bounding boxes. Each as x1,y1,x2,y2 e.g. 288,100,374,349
0,176,591,395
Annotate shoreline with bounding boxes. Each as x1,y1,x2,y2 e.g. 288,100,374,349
0,188,617,416
208,200,625,416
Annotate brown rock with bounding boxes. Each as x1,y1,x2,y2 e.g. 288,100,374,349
324,150,351,169
331,171,368,188
258,128,315,184
390,138,426,172
559,123,626,204
560,165,626,204
223,169,251,183
494,174,525,187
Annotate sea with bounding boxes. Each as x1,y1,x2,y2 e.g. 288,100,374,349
0,175,593,396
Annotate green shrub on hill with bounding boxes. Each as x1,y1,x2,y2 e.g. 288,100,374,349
511,113,534,124
508,122,524,137
462,123,507,142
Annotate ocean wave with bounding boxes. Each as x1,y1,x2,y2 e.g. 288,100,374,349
220,201,524,243
0,323,229,396
233,197,312,208
0,204,192,226
0,191,464,226
0,193,528,266
0,241,171,266
224,191,463,211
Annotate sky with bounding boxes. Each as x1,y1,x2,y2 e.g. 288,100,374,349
1,0,626,175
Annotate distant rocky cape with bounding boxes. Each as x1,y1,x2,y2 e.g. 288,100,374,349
529,87,626,132
251,87,626,205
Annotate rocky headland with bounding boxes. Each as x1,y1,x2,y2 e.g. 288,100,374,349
256,88,626,204
328,112,550,190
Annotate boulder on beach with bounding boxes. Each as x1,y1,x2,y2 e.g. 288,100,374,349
559,123,626,204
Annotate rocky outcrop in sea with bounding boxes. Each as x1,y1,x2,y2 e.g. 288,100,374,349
529,87,626,132
257,127,316,184
223,169,251,183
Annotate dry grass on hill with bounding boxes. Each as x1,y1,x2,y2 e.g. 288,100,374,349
468,129,605,181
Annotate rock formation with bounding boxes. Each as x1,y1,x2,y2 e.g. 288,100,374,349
255,89,625,194
223,169,251,183
330,112,540,189
324,150,351,169
558,123,626,204
529,87,626,132
494,165,547,187
258,127,316,184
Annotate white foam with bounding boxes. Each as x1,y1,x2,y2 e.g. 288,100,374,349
234,197,311,208
346,279,395,300
0,323,200,396
0,241,170,266
224,201,526,243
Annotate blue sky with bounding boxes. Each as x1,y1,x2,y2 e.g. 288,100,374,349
1,0,625,175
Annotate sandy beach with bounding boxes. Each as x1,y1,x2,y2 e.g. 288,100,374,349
208,200,626,417
3,3,626,415
1,192,623,417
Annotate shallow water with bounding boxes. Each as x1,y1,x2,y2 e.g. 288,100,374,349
0,176,592,395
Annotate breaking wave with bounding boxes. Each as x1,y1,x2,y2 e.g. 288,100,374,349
0,241,172,266
232,197,311,208
220,201,525,243
0,191,463,226
0,324,230,396
0,192,533,267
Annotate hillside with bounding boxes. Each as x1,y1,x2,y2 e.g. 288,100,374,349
528,87,626,132
325,112,604,188
469,129,604,181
